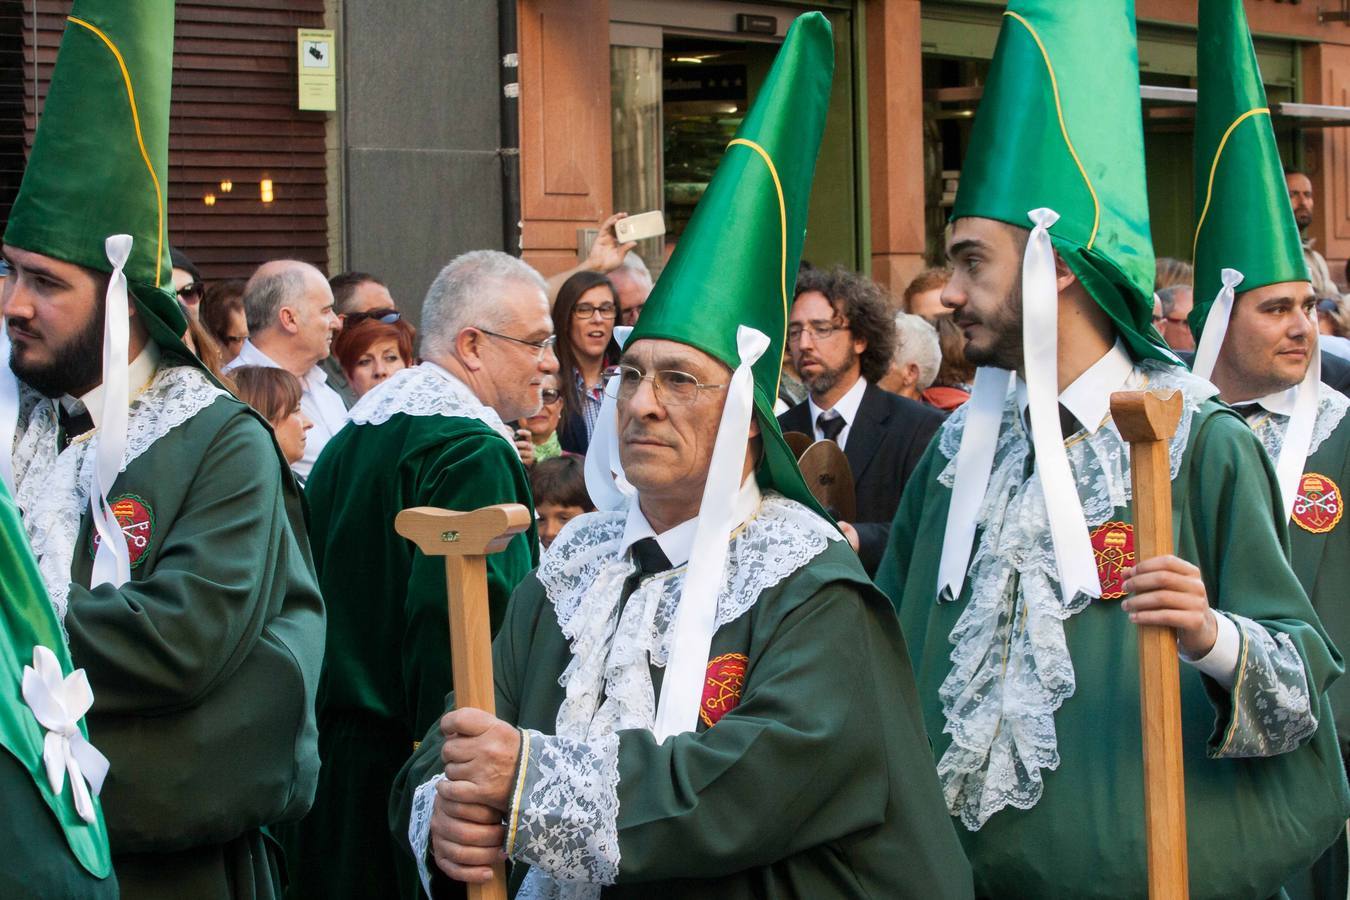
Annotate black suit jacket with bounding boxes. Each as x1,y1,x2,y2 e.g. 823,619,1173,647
779,381,945,574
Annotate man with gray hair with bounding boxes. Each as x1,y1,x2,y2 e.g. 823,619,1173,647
280,249,558,898
879,312,942,402
610,250,654,326
223,259,345,477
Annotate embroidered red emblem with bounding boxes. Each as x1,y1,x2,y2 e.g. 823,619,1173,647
1090,522,1135,600
1293,473,1342,535
90,494,155,568
699,653,748,728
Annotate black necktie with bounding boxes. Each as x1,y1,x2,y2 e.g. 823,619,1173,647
630,537,672,577
816,410,845,443
57,404,94,449
1058,403,1082,438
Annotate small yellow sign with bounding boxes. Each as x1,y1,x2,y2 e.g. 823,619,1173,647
297,28,336,111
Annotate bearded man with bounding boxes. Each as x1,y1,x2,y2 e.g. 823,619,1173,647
777,266,943,574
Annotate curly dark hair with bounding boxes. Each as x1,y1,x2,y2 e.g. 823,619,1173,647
792,266,897,383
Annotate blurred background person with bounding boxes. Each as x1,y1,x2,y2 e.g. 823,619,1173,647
553,270,620,454
1319,297,1350,362
182,318,229,383
878,312,941,403
1286,167,1341,297
609,250,654,326
330,270,397,317
331,313,415,399
902,267,952,321
1156,283,1196,352
517,373,564,464
1154,255,1193,292
231,365,314,473
170,245,204,320
924,316,975,411
200,278,248,365
528,454,594,550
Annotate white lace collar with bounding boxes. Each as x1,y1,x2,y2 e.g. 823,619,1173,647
12,364,227,625
618,477,761,569
933,360,1217,831
346,361,513,441
1246,382,1349,463
1015,339,1133,435
537,492,840,739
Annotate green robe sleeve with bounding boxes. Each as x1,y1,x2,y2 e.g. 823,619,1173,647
1183,412,1343,757
876,438,946,611
507,584,895,884
64,413,285,711
401,434,537,740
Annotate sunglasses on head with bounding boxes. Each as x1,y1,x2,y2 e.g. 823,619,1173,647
344,308,400,326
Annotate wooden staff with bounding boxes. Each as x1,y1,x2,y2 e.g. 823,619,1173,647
1110,389,1188,900
396,503,532,900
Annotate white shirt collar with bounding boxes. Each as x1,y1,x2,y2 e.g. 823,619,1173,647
226,338,329,392
619,476,763,569
61,341,161,429
807,374,867,427
1240,386,1300,417
1016,339,1134,435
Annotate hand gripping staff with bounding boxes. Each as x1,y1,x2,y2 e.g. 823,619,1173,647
1110,389,1188,900
395,503,532,900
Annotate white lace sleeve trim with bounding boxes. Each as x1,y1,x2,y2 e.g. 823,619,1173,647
1214,613,1318,758
408,773,445,898
508,729,620,888
10,365,227,624
347,363,515,442
929,362,1218,831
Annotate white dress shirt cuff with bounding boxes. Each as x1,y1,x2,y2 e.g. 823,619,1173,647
1180,611,1240,690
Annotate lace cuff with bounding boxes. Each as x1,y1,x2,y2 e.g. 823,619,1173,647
408,774,445,898
1211,613,1318,758
507,729,621,885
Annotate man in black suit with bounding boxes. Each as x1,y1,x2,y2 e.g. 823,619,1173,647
779,267,945,574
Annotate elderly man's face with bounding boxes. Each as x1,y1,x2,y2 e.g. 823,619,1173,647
1159,286,1195,352
479,279,559,422
610,268,652,328
1215,280,1317,399
942,217,1025,370
2,244,107,397
293,272,340,364
617,338,732,506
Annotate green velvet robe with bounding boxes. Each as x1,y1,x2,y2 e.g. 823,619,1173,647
49,380,325,899
878,396,1350,900
392,531,974,898
284,404,537,900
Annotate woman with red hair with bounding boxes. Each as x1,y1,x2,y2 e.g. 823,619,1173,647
331,311,416,398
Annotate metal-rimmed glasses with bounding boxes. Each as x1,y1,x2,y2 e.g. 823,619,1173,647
786,319,849,345
477,327,558,362
602,364,727,406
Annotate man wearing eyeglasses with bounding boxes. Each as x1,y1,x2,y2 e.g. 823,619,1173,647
390,15,971,899
1154,283,1195,352
281,250,555,899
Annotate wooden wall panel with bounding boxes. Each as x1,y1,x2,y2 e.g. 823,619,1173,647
1301,41,1350,278
12,0,329,281
517,0,612,276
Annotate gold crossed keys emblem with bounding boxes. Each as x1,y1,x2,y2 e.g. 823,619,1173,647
1292,472,1342,535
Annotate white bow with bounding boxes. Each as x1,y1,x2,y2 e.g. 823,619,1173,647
21,645,109,824
1190,267,1245,381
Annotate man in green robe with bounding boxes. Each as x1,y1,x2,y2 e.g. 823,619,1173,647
1,2,325,897
876,2,1350,898
390,15,973,898
0,479,115,899
1186,4,1350,895
283,250,553,898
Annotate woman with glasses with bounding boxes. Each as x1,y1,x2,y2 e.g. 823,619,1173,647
200,279,249,365
552,270,620,454
331,311,416,399
516,373,564,464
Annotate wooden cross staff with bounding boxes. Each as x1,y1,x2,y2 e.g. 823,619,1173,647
396,502,532,900
1110,389,1188,900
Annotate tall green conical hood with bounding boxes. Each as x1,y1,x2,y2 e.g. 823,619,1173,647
4,0,188,355
0,481,111,878
1189,0,1308,338
628,12,832,512
953,0,1171,363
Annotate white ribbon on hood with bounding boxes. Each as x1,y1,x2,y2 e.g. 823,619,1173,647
584,325,636,511
21,645,109,824
1190,267,1244,381
0,327,17,495
652,325,768,741
1020,208,1099,601
89,235,134,588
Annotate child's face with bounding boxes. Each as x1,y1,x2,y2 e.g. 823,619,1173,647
537,502,587,549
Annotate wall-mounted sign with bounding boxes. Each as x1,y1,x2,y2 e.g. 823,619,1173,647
297,28,336,111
